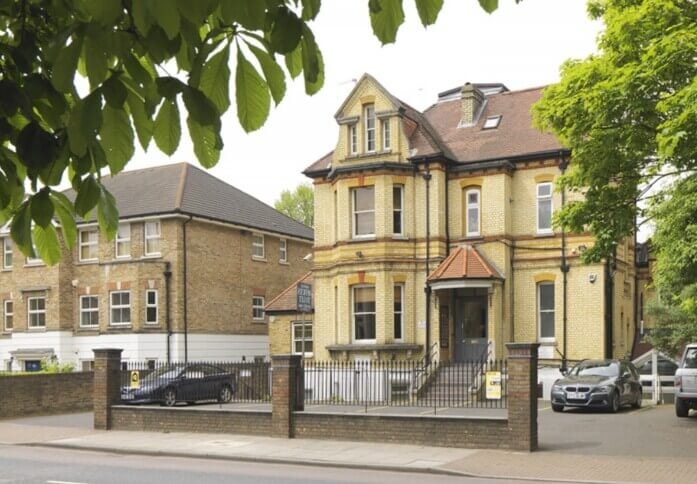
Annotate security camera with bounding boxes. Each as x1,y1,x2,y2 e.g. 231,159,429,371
589,274,597,284
303,253,313,261
71,279,78,288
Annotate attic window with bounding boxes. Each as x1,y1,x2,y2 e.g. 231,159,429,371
482,115,502,129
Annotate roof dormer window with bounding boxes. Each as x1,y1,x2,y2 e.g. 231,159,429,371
482,115,502,129
364,104,376,152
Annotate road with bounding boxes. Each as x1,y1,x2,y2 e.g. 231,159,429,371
0,444,532,484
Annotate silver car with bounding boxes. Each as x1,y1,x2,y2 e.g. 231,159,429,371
675,343,697,418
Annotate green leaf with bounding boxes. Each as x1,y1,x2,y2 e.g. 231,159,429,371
415,0,443,26
369,0,405,45
284,46,302,79
177,0,217,25
75,175,100,217
187,116,221,168
235,47,270,132
478,0,499,14
152,0,181,40
269,6,303,54
67,92,103,156
83,0,122,25
248,44,286,105
221,0,266,30
131,0,153,36
102,76,128,108
50,191,77,250
153,99,181,155
16,122,57,172
300,26,324,95
100,104,135,174
32,224,61,266
97,184,119,239
301,0,321,20
30,190,54,228
199,45,231,114
10,202,32,256
126,91,154,150
52,34,83,93
84,39,108,89
182,86,218,127
156,76,186,100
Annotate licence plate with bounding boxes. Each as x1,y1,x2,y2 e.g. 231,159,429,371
567,392,586,400
121,393,134,400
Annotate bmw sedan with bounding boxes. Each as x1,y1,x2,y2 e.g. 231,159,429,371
551,359,643,413
121,363,236,406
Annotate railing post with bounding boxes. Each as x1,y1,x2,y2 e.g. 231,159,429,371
505,343,539,452
271,354,303,438
93,348,123,430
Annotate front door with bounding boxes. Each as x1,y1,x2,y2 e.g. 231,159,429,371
454,295,488,363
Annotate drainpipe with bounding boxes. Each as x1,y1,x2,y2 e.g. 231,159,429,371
182,216,193,363
604,249,616,359
510,240,516,343
559,152,569,373
444,161,450,254
164,262,172,364
423,162,432,361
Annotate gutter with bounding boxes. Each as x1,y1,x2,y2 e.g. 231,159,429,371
559,152,569,373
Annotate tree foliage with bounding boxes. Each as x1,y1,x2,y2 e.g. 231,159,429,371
0,0,503,264
533,0,697,263
275,183,314,227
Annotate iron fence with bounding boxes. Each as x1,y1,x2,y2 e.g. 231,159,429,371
303,359,507,409
119,360,271,406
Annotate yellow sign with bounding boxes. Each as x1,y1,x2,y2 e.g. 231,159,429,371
130,370,140,389
485,371,501,400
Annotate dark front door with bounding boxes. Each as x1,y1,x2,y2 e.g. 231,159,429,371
454,294,488,363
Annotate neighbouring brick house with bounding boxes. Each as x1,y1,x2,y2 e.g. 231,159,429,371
0,163,313,371
278,73,637,366
266,272,314,358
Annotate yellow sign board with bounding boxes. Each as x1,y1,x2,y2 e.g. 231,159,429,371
485,371,501,400
130,370,140,389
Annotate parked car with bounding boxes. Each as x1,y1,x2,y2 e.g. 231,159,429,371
550,359,643,413
675,343,697,418
121,363,236,406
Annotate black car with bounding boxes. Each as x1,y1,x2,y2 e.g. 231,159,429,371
121,363,236,406
550,359,643,413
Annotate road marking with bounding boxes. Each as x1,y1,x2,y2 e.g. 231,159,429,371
46,480,89,484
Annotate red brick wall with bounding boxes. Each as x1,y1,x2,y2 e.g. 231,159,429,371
0,372,93,419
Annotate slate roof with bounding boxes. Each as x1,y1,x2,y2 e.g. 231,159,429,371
265,272,313,313
67,163,313,240
427,246,502,282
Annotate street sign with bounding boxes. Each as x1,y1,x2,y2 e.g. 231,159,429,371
485,371,501,400
130,370,140,389
297,282,312,313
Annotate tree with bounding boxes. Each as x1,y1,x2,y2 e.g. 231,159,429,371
533,0,697,263
0,0,506,264
275,183,313,227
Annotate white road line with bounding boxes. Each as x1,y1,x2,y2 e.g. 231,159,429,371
46,480,89,484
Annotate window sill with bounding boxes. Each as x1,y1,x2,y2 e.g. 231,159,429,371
1,268,12,272
76,327,99,332
77,260,99,265
464,235,483,241
350,236,376,242
252,257,267,263
27,327,46,332
535,232,555,238
108,324,132,329
141,254,162,260
24,263,45,268
113,256,132,261
251,320,267,324
279,260,290,266
392,235,408,240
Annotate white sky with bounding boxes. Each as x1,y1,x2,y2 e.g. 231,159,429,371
127,0,603,207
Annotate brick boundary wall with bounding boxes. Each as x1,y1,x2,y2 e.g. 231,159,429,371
0,372,93,420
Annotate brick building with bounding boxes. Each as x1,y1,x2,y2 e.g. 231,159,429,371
282,74,636,367
0,163,313,371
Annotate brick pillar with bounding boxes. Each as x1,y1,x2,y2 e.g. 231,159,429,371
506,343,539,451
271,354,302,438
93,348,123,430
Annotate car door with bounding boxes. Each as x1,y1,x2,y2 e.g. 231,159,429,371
178,366,203,401
618,363,632,403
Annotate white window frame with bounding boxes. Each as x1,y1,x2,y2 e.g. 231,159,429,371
26,243,43,266
382,119,391,151
352,285,376,343
349,124,358,155
2,237,12,269
536,182,553,234
115,223,131,259
292,321,313,357
483,115,502,129
465,188,481,237
537,282,555,342
252,233,265,259
279,238,287,263
79,228,99,262
252,296,265,321
3,300,13,332
394,284,404,341
393,184,403,236
27,296,46,329
351,186,375,239
145,289,158,325
144,220,161,256
364,104,376,153
79,295,99,328
109,291,131,326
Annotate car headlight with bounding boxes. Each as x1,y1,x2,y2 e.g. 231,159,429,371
593,385,612,393
552,384,563,392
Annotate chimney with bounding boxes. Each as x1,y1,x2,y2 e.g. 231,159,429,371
460,83,485,127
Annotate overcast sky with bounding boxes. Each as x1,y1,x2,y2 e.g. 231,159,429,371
128,0,603,207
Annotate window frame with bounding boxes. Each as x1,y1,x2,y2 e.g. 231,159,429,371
115,223,131,259
536,182,553,234
109,290,131,326
2,237,12,269
352,284,376,343
26,243,43,266
351,186,375,239
279,238,287,263
145,289,158,325
292,320,313,357
144,220,162,257
252,296,265,321
79,295,99,328
392,185,404,236
482,115,502,129
349,124,358,155
252,233,265,259
382,119,391,151
3,300,12,332
537,282,556,342
27,296,46,329
78,227,99,262
465,188,481,237
364,104,376,153
394,284,404,341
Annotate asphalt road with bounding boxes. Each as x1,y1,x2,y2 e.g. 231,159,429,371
0,445,530,484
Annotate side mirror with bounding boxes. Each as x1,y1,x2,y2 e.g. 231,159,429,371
560,368,568,376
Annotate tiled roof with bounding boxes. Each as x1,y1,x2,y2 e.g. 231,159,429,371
66,163,313,240
427,246,502,282
265,272,313,312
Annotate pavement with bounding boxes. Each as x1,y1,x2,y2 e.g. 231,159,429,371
2,406,697,484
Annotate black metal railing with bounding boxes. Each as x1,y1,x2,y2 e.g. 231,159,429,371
119,360,271,406
303,358,507,409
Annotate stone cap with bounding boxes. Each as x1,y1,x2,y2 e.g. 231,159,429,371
505,343,540,359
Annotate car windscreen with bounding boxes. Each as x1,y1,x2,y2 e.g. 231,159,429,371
684,348,697,369
570,361,619,377
142,367,182,383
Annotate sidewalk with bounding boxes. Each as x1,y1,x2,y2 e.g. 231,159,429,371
2,412,697,484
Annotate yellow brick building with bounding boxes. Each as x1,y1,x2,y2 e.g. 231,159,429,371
280,74,637,368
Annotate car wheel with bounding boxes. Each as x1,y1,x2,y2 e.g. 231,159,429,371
632,393,642,409
676,398,689,418
218,385,233,403
163,388,177,407
609,390,620,413
551,403,564,412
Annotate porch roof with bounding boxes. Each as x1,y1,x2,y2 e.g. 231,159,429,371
427,245,502,284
